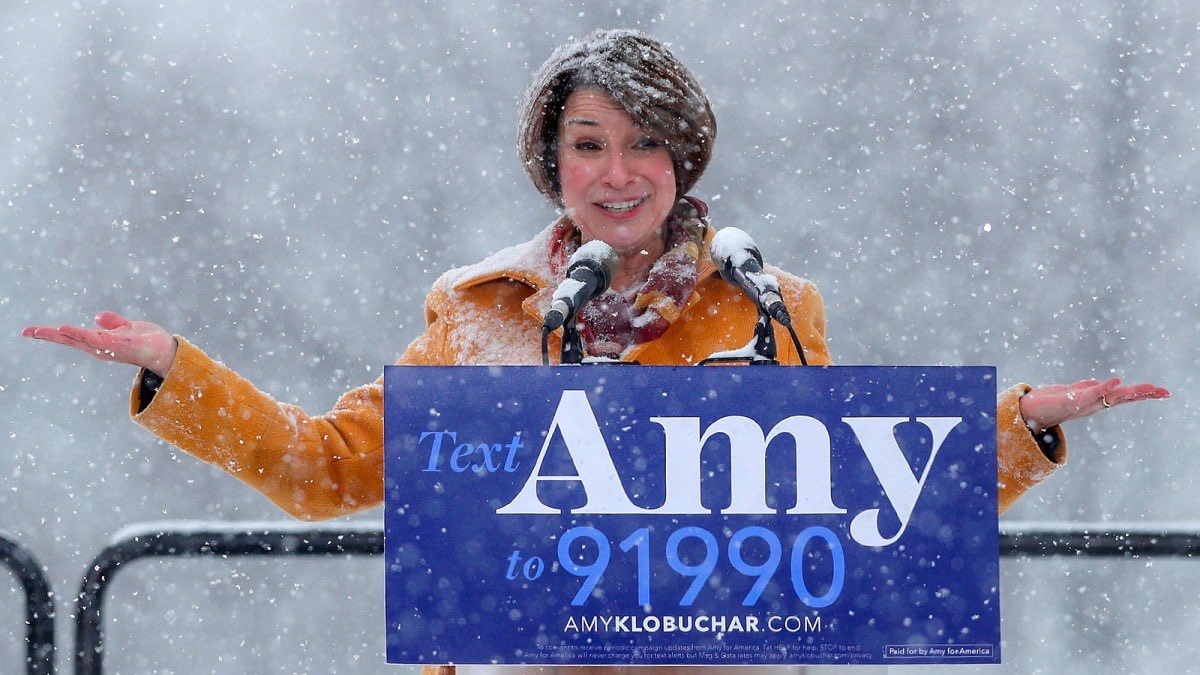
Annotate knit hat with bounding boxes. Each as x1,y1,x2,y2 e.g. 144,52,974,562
517,29,717,204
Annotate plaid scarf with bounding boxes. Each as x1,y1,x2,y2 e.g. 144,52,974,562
548,196,708,358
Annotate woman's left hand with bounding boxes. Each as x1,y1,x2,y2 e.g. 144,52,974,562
1019,377,1170,433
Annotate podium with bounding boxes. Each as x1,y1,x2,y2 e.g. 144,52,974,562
383,365,1000,666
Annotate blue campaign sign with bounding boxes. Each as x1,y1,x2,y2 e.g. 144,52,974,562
383,366,1000,666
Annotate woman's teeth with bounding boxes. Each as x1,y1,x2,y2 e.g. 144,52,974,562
599,197,646,213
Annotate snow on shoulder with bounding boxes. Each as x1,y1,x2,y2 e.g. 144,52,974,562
421,223,561,365
440,222,558,292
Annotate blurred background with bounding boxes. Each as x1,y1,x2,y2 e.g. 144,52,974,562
0,0,1194,672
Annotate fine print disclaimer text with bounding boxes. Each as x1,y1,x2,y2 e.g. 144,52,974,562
535,642,872,663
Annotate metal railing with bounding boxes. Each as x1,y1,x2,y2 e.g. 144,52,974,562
73,521,383,675
1001,521,1200,557
69,521,1200,675
0,532,55,675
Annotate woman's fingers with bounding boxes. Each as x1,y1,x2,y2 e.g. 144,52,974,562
1108,383,1171,407
27,322,133,361
23,326,78,347
22,326,118,360
25,310,131,340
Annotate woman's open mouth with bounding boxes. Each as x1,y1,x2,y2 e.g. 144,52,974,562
596,196,648,214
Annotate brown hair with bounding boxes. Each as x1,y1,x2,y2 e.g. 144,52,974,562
517,29,717,204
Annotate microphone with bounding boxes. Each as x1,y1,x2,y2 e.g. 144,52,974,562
710,227,792,326
543,240,619,331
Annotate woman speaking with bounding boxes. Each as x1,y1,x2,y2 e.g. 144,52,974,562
23,28,1167,673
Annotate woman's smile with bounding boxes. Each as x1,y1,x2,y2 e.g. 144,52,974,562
595,195,648,215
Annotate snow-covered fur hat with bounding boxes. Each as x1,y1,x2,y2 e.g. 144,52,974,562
518,29,717,204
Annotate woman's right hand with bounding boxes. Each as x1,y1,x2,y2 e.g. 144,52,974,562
22,311,178,378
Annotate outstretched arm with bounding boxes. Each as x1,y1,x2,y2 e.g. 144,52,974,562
1019,377,1170,433
22,311,178,377
26,312,387,520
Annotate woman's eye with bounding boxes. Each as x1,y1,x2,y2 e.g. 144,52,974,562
634,137,660,150
573,141,601,152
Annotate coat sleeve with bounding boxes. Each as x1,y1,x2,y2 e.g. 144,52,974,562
129,336,386,520
996,384,1066,513
776,273,1066,514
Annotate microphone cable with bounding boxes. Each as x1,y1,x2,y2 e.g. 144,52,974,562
775,312,809,366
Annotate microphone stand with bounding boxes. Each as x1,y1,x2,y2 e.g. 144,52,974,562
750,305,778,363
540,309,587,366
559,314,586,365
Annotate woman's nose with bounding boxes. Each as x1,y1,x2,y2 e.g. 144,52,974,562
602,150,635,188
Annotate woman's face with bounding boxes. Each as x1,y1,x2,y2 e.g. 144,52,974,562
556,88,676,260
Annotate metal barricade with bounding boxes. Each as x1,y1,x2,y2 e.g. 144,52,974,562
73,521,383,675
1001,521,1200,557
72,521,1200,674
0,531,55,675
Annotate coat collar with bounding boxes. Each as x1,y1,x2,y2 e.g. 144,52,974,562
451,218,720,334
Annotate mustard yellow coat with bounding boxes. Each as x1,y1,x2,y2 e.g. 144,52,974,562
131,222,1064,519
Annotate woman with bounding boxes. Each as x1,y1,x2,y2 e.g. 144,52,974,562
23,29,1167,671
